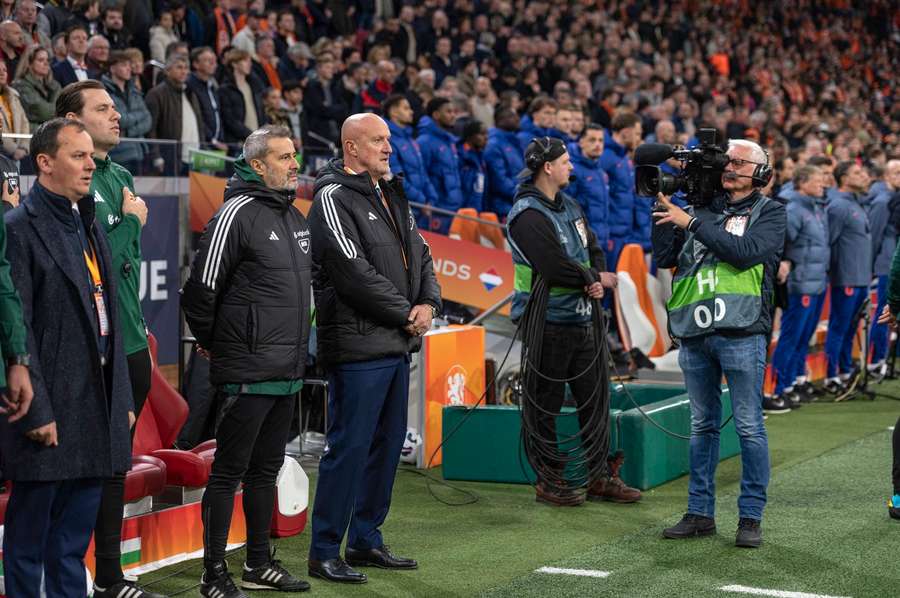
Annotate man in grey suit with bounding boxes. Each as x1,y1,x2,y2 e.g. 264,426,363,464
1,118,134,597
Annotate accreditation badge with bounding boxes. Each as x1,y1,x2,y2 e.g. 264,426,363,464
574,218,589,248
725,215,748,236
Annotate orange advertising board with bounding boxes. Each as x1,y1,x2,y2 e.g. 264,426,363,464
189,172,313,232
421,325,485,467
421,231,513,314
190,174,514,313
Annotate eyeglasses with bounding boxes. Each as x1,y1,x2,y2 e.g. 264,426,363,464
728,158,764,168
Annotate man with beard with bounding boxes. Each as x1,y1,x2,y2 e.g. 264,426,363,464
182,125,312,597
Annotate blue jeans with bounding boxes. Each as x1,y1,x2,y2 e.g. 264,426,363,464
678,334,770,521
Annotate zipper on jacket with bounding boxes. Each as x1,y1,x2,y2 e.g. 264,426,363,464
280,213,306,368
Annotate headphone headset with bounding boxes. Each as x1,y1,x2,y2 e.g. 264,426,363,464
751,148,773,188
526,136,554,173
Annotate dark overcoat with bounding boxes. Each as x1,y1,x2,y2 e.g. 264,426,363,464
0,183,133,481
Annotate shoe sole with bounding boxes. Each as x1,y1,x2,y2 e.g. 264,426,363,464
762,408,791,414
345,559,418,570
735,539,762,548
308,570,367,584
536,496,584,507
586,494,641,504
242,580,311,591
662,527,716,539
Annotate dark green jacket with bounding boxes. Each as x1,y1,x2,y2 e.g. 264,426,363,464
91,155,148,355
0,209,27,387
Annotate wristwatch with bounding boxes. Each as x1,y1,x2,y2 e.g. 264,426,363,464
8,354,30,368
430,304,438,319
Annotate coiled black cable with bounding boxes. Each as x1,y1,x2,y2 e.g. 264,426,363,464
517,276,612,495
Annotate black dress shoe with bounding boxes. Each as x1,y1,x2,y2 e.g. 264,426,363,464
308,558,367,584
345,545,418,570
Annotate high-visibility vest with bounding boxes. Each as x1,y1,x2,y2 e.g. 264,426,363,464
508,192,593,324
667,196,770,339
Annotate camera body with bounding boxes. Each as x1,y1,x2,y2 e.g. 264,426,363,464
635,128,729,207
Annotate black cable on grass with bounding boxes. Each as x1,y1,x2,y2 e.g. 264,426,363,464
412,314,524,506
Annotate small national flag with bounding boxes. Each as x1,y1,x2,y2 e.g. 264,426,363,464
121,536,141,567
479,268,503,292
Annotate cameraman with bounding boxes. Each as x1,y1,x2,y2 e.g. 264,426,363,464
652,139,785,548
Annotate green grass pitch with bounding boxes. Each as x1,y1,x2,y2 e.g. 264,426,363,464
138,387,900,597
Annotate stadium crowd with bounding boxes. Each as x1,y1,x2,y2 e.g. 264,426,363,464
0,0,898,595
0,0,895,393
0,1,892,210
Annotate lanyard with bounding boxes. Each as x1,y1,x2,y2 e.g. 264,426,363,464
83,247,102,290
84,245,110,337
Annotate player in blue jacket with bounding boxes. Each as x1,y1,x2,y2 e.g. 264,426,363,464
824,161,873,393
517,95,562,150
567,124,610,253
600,112,643,270
484,107,525,218
384,95,438,228
769,166,829,412
417,97,463,233
457,120,487,212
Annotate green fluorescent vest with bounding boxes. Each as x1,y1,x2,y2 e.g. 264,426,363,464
508,193,593,324
667,197,770,339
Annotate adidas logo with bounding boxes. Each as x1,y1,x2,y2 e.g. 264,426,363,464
269,231,280,241
368,212,378,221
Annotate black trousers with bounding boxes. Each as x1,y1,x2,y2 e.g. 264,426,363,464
894,415,900,495
202,393,295,569
93,348,152,587
525,323,607,480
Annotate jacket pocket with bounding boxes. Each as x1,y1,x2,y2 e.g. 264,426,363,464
246,304,259,353
356,317,375,336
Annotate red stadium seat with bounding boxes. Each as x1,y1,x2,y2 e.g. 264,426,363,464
133,335,214,488
125,455,168,503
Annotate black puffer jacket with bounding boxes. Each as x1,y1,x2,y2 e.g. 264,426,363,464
308,159,442,366
181,159,311,385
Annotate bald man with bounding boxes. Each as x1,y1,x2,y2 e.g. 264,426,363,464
307,113,441,584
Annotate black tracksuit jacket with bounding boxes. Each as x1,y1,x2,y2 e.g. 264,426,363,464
308,159,442,366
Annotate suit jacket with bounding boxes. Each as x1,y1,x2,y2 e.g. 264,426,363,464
52,59,101,88
0,183,133,481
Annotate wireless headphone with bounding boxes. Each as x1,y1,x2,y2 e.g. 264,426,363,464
526,136,554,172
751,148,773,188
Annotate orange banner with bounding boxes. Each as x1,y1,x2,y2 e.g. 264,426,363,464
422,325,485,467
189,172,313,232
421,232,513,314
190,174,515,313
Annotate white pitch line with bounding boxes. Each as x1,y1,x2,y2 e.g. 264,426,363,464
535,567,610,578
719,584,851,598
